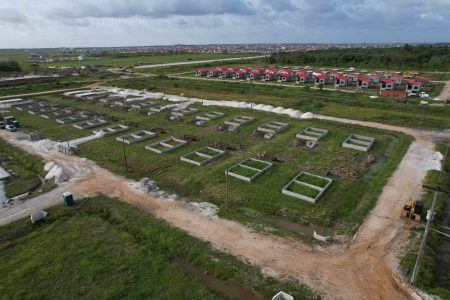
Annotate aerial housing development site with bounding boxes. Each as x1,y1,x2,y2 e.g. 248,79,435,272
1,2,450,300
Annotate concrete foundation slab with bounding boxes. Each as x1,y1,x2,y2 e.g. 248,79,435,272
93,124,129,136
224,115,255,127
296,127,329,141
41,110,73,119
257,121,289,134
181,146,225,166
131,101,157,109
172,107,199,117
56,114,89,124
116,130,157,144
227,158,273,182
145,137,187,154
282,171,332,203
149,105,170,113
196,111,225,121
73,118,107,130
342,134,375,152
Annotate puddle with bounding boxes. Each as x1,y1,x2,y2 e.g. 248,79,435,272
175,258,263,300
265,216,329,236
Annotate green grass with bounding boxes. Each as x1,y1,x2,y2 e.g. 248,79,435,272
298,173,329,188
0,196,318,300
107,76,450,130
287,183,319,199
12,94,412,238
0,138,55,198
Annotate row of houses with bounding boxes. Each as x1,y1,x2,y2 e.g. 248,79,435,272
195,66,429,94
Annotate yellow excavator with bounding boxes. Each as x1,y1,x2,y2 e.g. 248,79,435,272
401,199,423,224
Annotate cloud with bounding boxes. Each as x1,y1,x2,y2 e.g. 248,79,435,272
0,8,28,25
0,0,449,47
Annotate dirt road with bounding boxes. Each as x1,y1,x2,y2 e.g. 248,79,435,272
0,118,448,299
437,80,450,101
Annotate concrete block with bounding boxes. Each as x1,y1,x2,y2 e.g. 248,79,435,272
73,118,107,130
342,134,375,152
93,124,129,136
282,171,332,203
145,137,187,154
149,105,170,113
227,158,273,182
181,146,225,166
273,291,294,300
196,111,225,121
296,127,329,142
116,130,156,144
224,115,255,127
257,121,289,134
131,101,157,109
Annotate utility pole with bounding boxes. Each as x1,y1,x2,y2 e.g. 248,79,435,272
122,137,128,172
225,168,229,212
411,148,448,285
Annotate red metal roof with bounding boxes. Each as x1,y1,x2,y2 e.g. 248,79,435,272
279,71,291,76
407,80,423,85
317,75,329,79
235,70,244,74
391,75,403,78
337,76,349,80
196,68,207,72
350,73,361,77
359,77,370,82
297,73,308,78
209,69,219,72
222,70,232,73
331,71,342,75
368,73,381,77
382,79,395,83
249,71,260,75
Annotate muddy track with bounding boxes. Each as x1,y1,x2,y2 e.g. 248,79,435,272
1,118,448,299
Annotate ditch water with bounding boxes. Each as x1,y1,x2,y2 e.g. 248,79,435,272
175,258,263,300
265,216,331,236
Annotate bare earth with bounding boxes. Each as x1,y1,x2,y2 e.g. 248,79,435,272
1,116,448,300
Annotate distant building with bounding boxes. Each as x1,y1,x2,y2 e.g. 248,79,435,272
405,80,423,93
220,70,233,78
335,76,349,87
195,68,207,76
357,77,371,89
248,71,261,80
348,73,361,82
297,73,309,83
315,75,329,85
78,54,87,61
234,70,246,79
207,69,220,77
380,79,395,90
264,71,276,81
391,75,403,85
368,73,381,83
278,71,292,82
414,76,429,85
329,71,342,80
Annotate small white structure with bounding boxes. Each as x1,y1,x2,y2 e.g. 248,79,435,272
273,291,294,300
30,211,48,224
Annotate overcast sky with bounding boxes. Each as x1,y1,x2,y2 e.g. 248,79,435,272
0,0,449,48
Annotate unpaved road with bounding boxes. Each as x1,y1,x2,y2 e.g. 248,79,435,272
1,116,448,299
437,80,450,101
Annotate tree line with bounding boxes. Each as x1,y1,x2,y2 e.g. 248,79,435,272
0,61,21,72
266,45,450,70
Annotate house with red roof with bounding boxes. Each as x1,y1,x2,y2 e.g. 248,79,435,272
329,71,343,80
405,80,423,93
195,68,207,77
357,77,371,89
248,71,261,80
263,71,276,81
335,76,349,87
348,73,361,82
368,73,381,84
207,69,220,77
297,73,310,83
234,70,246,79
278,71,292,82
220,69,233,78
380,79,395,90
391,75,403,85
240,67,251,74
215,66,227,71
315,75,329,85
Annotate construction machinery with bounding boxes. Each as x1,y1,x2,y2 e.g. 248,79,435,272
401,199,423,224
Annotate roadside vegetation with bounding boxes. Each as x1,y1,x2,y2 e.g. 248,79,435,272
0,196,318,299
108,76,450,130
0,138,55,198
267,45,450,70
12,95,411,238
400,144,450,299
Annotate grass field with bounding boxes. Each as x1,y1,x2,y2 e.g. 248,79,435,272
0,196,317,299
9,93,411,238
107,76,450,130
0,138,55,198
